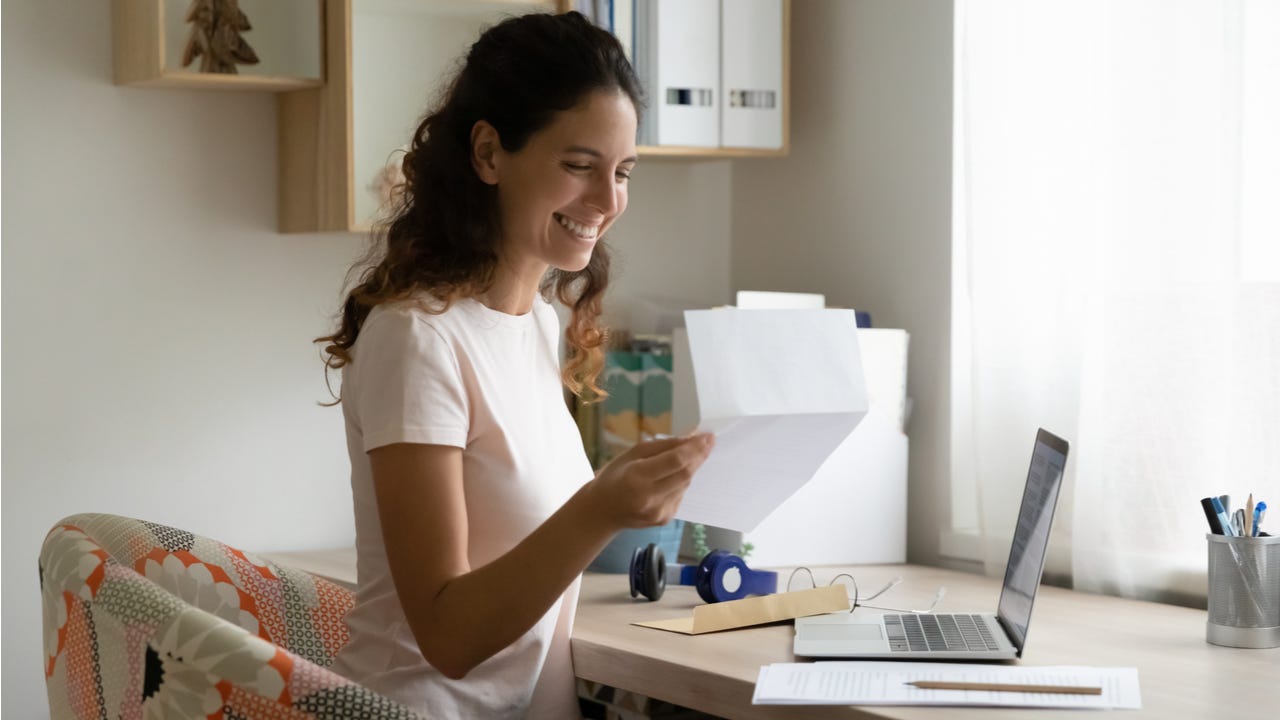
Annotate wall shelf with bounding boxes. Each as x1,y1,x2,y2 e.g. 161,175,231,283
121,72,323,91
112,0,324,91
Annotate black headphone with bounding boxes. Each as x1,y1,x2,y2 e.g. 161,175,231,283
629,543,778,604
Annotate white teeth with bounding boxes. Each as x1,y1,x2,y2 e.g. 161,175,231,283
556,214,599,239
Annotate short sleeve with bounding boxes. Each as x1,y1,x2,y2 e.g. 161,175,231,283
349,307,469,452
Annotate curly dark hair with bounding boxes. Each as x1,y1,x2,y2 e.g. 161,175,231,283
316,11,642,402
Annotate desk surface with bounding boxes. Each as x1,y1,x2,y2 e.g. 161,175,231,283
262,551,1277,720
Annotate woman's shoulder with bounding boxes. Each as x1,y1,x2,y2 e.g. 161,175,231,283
367,293,465,325
359,294,460,345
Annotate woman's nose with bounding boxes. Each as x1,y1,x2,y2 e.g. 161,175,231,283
584,175,620,215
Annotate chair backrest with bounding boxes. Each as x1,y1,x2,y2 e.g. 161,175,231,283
40,513,425,719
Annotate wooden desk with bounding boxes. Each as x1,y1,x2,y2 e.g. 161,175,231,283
575,565,1278,719
262,552,1277,719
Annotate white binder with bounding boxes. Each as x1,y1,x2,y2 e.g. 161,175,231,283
613,0,634,64
744,408,909,566
720,0,784,149
636,0,721,147
744,327,910,565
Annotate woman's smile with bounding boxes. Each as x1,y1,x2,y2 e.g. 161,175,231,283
554,212,601,242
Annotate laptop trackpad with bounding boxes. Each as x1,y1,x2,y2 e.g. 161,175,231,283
799,623,884,643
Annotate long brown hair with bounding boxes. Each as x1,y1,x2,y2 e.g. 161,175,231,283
316,11,642,403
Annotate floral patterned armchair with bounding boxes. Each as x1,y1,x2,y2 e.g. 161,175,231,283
39,513,425,719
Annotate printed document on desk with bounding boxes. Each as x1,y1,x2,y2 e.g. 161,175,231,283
753,662,1142,709
677,308,868,531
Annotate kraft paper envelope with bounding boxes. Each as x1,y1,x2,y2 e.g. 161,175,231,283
633,585,849,635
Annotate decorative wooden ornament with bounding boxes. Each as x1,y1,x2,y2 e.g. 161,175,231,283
181,0,260,74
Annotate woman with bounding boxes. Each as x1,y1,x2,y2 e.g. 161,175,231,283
315,11,714,719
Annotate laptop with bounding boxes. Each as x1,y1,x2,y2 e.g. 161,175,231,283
793,428,1069,660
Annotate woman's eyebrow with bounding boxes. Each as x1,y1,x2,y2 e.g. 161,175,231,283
563,145,638,164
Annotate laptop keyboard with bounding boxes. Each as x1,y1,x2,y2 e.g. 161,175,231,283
884,613,1001,652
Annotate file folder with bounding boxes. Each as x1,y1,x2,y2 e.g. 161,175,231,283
743,324,909,565
635,0,721,147
720,0,784,149
613,0,634,64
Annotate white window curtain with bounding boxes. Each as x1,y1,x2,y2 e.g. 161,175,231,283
953,0,1280,603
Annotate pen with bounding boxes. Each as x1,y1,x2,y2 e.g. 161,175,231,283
1254,501,1267,537
1201,497,1225,534
905,681,1103,695
1211,497,1235,537
1233,509,1246,536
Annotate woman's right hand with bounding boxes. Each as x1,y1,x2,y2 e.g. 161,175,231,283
586,433,716,530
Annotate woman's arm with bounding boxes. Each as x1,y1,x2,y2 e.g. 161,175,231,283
370,434,713,679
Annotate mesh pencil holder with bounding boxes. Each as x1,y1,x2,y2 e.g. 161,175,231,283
1206,534,1280,648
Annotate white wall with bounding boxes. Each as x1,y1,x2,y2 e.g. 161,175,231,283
1,3,361,716
605,159,735,331
730,0,954,566
0,2,731,716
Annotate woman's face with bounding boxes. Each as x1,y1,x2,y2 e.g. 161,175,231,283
484,90,638,275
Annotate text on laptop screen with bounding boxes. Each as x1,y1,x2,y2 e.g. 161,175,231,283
995,436,1067,651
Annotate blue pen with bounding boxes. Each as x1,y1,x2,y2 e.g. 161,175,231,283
1253,501,1267,537
1211,497,1235,537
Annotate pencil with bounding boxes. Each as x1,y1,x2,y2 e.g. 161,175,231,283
1246,493,1255,537
905,680,1103,695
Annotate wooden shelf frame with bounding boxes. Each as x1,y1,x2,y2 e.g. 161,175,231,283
278,0,353,233
112,0,324,91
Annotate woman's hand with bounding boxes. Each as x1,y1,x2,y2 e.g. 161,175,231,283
586,433,716,530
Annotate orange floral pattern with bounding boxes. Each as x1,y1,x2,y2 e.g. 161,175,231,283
40,514,425,719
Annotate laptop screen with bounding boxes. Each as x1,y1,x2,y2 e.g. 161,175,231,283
995,429,1069,655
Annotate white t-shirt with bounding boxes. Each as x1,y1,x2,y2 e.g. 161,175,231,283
332,294,594,720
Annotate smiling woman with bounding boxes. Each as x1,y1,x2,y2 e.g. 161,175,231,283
311,11,714,720
470,91,638,299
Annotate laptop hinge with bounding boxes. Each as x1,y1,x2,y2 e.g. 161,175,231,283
994,614,1024,656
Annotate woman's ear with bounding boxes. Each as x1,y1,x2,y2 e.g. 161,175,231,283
470,121,501,185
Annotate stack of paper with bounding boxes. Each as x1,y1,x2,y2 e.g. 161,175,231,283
676,308,869,531
753,662,1142,709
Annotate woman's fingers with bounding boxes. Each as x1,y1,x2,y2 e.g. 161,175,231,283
623,434,699,459
591,433,716,528
631,433,715,492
